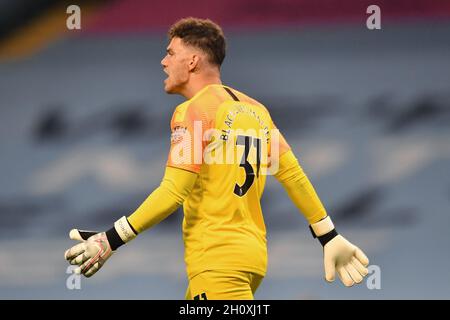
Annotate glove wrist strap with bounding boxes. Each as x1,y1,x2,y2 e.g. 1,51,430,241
106,216,138,251
315,229,338,246
309,216,338,247
114,216,138,243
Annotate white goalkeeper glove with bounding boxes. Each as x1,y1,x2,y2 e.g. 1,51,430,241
64,216,137,277
310,216,370,287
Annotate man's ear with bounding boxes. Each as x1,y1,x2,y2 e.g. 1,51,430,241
188,54,200,72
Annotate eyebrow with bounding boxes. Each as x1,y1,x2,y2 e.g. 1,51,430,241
166,48,174,53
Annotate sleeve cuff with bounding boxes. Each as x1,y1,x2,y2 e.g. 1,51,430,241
106,216,138,251
114,216,138,243
310,216,334,237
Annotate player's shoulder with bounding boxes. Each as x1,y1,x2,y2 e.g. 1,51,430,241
191,84,226,109
172,84,271,122
171,100,191,123
223,85,271,115
171,85,222,124
173,85,221,115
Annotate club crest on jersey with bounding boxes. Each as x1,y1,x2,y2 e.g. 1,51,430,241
171,126,187,144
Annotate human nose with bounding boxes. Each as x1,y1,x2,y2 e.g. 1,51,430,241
161,55,168,68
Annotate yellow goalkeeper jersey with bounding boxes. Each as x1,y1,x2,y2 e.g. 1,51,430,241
167,84,290,278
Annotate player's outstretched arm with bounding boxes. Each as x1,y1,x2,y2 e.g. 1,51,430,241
274,150,369,286
64,166,198,277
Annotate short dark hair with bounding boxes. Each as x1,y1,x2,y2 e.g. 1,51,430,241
168,17,226,67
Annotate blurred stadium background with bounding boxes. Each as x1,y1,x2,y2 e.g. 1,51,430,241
1,0,450,299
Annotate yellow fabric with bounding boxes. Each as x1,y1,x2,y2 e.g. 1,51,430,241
167,84,291,172
166,84,290,279
185,270,263,300
127,166,197,233
274,150,327,224
128,84,327,282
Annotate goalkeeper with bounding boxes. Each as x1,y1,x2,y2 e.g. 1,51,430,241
64,17,369,299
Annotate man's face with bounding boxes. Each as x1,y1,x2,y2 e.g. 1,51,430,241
161,37,193,94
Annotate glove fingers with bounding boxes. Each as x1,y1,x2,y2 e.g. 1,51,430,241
64,242,86,261
79,257,96,274
337,266,354,287
355,247,369,267
351,256,369,277
84,262,100,278
70,252,90,266
69,229,84,241
345,263,363,284
324,257,336,282
70,229,100,241
72,250,97,275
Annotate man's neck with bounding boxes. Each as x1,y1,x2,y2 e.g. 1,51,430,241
181,75,222,100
